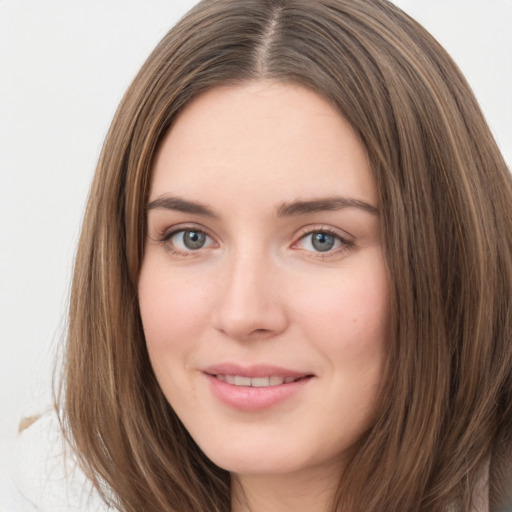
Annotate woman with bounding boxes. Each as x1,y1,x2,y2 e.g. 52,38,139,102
12,0,512,511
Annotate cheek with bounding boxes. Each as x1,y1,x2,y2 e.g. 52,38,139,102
292,253,389,409
296,261,389,349
138,260,212,359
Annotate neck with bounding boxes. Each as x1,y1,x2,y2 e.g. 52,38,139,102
231,463,343,512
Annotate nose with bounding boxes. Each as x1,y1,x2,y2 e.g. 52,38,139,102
212,249,289,341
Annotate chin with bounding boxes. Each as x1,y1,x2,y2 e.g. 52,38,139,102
208,452,304,476
194,433,337,477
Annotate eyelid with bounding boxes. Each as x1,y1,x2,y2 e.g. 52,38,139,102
293,224,354,242
153,223,218,256
154,222,214,242
150,222,355,259
292,224,355,257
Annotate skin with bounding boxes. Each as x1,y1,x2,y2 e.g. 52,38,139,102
138,81,389,512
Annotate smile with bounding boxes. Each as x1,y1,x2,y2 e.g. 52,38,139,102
214,374,303,387
203,366,314,411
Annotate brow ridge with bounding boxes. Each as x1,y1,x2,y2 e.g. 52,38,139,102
146,196,217,217
146,195,378,218
276,196,378,217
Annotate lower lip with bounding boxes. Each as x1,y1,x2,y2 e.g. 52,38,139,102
205,374,312,411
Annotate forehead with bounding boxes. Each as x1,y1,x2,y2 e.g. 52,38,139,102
150,81,377,208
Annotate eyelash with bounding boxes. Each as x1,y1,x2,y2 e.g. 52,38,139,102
293,226,355,259
156,224,216,257
155,224,354,259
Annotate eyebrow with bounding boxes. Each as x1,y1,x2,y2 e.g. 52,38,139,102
276,196,378,217
146,196,218,217
146,194,378,218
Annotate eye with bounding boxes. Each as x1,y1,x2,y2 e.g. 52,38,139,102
310,232,338,252
168,229,214,252
295,229,352,255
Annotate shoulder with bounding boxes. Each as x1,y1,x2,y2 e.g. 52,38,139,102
1,409,113,512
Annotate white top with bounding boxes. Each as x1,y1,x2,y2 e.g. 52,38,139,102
0,411,111,512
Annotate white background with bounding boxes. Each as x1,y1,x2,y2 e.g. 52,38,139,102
1,0,511,457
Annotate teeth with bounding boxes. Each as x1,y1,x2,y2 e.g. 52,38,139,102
224,374,235,385
234,376,251,386
216,374,301,387
251,377,270,387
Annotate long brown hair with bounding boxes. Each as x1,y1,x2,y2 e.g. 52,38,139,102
59,1,512,510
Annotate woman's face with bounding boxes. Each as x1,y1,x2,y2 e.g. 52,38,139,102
138,81,389,479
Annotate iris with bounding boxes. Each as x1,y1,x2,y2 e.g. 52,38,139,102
311,232,336,252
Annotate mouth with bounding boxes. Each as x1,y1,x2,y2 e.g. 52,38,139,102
202,364,314,410
210,374,308,387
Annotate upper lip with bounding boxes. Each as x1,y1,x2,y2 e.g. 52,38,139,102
202,363,312,379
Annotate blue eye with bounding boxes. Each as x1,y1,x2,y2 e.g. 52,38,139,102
169,229,212,251
297,231,344,253
311,232,337,252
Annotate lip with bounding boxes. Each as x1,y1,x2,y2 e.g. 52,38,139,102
203,363,309,379
202,363,314,412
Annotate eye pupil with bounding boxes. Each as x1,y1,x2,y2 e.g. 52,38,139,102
312,232,335,252
183,230,206,250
